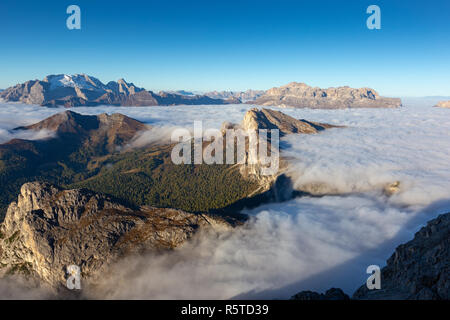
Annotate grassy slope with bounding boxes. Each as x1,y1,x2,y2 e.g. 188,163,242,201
0,141,260,220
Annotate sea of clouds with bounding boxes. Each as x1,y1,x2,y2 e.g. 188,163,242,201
0,99,449,299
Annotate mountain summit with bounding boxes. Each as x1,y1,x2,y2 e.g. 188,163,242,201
15,110,148,150
0,74,236,107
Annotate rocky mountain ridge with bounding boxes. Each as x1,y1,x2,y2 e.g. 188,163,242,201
251,82,402,109
1,76,403,109
15,110,149,153
205,89,265,102
239,108,341,136
0,110,151,217
1,108,337,219
434,100,450,108
0,182,233,289
291,212,450,300
0,108,344,219
0,74,237,107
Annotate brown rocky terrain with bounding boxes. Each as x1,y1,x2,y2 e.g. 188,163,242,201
1,76,402,109
251,82,402,109
0,111,152,218
291,288,350,300
0,182,234,289
1,108,342,218
19,110,147,136
216,108,345,205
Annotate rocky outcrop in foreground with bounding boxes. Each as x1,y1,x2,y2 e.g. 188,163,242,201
0,182,234,289
291,212,450,300
251,82,402,109
0,74,236,107
434,101,450,108
238,108,341,136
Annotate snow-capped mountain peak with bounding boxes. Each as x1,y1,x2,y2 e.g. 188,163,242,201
45,74,106,91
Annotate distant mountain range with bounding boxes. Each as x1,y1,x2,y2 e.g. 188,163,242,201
251,82,402,109
0,110,256,218
292,211,450,300
0,75,403,109
0,74,239,107
424,96,450,99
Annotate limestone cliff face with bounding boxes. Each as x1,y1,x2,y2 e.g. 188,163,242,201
251,82,402,109
205,89,265,102
0,80,50,105
0,182,232,289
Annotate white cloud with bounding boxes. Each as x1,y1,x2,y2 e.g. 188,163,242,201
0,100,449,299
0,128,56,144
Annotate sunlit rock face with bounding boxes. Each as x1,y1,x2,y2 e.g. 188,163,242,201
0,182,233,289
0,74,236,107
251,82,402,109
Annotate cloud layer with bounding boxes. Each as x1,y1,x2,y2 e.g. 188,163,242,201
87,193,419,299
1,100,450,299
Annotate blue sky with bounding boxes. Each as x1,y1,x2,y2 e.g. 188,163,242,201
0,0,449,96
